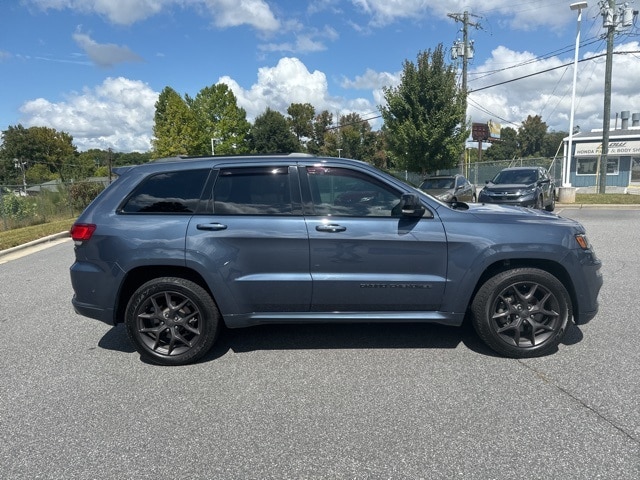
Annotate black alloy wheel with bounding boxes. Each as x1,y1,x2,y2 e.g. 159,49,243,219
125,277,220,366
471,268,571,358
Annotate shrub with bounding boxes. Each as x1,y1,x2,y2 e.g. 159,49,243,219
68,182,105,210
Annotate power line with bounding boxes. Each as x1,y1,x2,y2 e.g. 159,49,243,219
468,50,639,92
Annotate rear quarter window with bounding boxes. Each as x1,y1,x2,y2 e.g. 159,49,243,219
119,169,210,213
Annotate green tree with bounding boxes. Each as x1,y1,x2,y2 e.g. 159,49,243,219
484,127,519,160
380,45,469,174
335,113,377,162
307,110,333,155
25,163,56,184
152,87,199,157
542,131,568,158
287,103,315,148
187,83,251,155
371,129,390,169
248,108,299,153
1,124,77,183
518,115,548,157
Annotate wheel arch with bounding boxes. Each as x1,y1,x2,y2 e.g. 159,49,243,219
468,258,577,318
115,266,219,325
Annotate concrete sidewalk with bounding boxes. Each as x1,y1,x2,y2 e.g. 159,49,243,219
0,231,70,259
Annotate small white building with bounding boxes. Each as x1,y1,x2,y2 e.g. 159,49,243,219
563,111,640,189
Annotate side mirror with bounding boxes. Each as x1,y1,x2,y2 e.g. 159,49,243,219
400,193,427,218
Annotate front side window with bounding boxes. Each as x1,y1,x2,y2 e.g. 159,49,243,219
120,169,209,213
305,167,402,217
213,167,293,215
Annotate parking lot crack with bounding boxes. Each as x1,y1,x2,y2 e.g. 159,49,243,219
518,359,639,445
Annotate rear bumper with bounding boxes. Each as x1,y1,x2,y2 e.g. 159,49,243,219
72,296,115,325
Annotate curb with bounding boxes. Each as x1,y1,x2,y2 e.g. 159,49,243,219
0,231,70,258
555,203,640,209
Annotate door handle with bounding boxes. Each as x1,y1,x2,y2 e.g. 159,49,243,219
196,223,227,231
316,224,346,233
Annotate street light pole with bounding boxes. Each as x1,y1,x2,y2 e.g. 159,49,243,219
566,1,587,188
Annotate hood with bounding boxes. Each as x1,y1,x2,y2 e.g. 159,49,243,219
483,182,535,191
467,202,576,223
422,188,452,195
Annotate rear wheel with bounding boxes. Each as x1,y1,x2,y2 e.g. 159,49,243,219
471,268,571,358
125,277,220,366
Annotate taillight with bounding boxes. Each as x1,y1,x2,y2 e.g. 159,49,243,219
70,223,96,242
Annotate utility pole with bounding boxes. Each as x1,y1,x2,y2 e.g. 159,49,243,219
598,0,616,194
449,11,480,174
448,11,480,112
598,0,636,194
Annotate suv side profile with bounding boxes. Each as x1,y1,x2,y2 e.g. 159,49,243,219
70,154,602,365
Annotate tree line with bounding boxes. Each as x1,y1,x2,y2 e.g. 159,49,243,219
1,44,567,189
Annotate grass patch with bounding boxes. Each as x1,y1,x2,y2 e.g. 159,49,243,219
0,219,74,251
574,193,640,204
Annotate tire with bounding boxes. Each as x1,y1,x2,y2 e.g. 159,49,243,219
545,193,556,212
471,193,477,203
471,268,571,358
534,194,543,210
125,277,220,366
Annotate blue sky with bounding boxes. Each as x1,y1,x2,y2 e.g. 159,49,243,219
2,0,640,152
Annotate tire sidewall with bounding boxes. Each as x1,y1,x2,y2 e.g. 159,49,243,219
125,277,219,366
471,268,571,358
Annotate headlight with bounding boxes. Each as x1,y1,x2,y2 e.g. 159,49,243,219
517,188,536,198
436,193,452,201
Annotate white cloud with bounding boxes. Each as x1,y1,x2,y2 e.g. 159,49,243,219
466,41,640,133
208,0,279,31
73,32,142,67
25,0,166,25
351,0,589,31
19,77,158,152
25,0,279,31
218,57,377,125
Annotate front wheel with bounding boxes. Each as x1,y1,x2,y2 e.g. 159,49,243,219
534,194,543,209
471,268,571,358
125,277,220,366
545,193,556,212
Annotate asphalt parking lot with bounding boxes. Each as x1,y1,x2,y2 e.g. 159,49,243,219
1,207,638,479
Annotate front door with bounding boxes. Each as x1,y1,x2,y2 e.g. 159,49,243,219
301,165,448,312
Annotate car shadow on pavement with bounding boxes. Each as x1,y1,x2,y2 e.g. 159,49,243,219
98,324,136,353
96,319,584,363
204,322,472,362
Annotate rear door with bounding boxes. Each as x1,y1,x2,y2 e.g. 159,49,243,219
185,164,311,315
301,164,448,312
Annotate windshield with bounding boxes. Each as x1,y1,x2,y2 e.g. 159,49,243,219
492,170,537,185
420,178,454,189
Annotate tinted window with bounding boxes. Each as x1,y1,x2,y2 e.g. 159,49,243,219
120,169,209,213
306,167,402,217
213,167,292,215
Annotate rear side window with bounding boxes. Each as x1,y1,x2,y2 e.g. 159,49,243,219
213,167,293,215
120,169,209,214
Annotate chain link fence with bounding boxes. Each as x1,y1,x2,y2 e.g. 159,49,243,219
391,157,561,189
